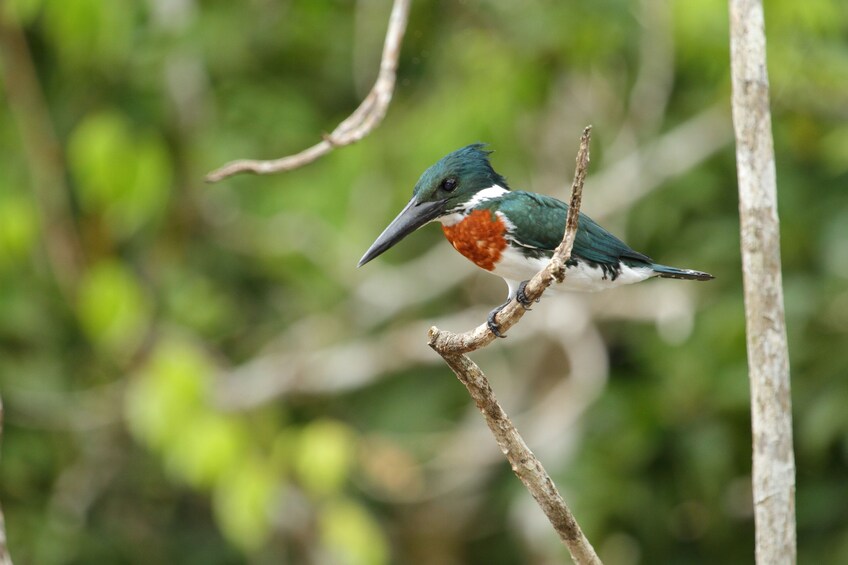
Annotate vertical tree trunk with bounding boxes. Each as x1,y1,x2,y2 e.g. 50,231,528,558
728,1,796,563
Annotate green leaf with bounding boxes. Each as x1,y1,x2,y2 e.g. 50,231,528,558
165,414,247,488
320,498,388,565
213,460,276,552
125,339,209,450
41,0,133,68
69,111,171,238
114,132,171,235
0,192,38,268
69,112,128,210
76,260,150,355
294,420,357,497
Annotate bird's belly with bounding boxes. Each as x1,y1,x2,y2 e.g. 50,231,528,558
490,246,655,293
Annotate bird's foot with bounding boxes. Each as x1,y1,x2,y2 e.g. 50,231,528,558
487,299,511,338
515,280,538,310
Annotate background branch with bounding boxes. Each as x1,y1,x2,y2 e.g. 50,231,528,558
205,0,411,182
428,128,601,564
0,11,84,295
729,1,796,562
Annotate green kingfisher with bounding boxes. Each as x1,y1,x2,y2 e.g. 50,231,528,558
358,144,713,336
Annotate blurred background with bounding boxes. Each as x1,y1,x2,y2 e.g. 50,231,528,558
1,0,846,563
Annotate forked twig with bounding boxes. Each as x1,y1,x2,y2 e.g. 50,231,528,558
428,127,602,563
205,0,411,182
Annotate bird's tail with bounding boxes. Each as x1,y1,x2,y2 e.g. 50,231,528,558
651,263,714,281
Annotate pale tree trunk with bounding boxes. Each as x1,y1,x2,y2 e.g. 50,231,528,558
728,1,796,563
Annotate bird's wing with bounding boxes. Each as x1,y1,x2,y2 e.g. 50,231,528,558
492,191,653,266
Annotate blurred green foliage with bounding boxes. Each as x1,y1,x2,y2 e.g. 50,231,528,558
1,0,846,564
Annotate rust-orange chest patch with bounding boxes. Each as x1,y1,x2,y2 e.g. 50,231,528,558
441,209,508,271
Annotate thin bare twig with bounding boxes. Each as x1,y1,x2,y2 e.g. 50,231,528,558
428,128,601,564
205,0,411,182
729,1,796,563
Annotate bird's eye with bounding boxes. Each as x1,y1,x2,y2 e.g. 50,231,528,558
441,178,458,192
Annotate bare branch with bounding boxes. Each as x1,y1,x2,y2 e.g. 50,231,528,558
426,351,600,564
428,128,601,563
549,128,588,282
205,0,411,182
729,1,796,563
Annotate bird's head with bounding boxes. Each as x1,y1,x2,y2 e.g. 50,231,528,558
358,144,508,267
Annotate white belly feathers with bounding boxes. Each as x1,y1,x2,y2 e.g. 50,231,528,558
490,245,655,297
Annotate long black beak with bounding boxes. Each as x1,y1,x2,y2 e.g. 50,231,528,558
358,197,447,267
